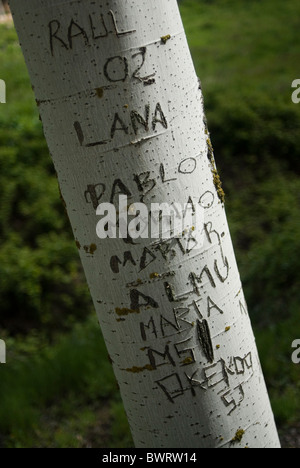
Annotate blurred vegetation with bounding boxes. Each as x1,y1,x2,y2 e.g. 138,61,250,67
0,0,299,447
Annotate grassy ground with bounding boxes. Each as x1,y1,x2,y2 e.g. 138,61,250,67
0,0,299,447
0,317,133,448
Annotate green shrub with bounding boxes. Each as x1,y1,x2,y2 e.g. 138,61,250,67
0,25,92,333
0,318,120,434
206,93,300,176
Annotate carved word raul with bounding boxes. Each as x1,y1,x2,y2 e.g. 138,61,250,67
49,10,136,56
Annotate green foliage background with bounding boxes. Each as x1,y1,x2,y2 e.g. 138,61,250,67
0,0,299,447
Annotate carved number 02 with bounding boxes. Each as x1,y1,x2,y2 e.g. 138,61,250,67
104,47,155,85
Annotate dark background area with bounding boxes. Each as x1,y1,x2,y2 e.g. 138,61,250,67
0,0,299,447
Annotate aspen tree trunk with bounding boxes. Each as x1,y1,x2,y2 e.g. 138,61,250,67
10,0,280,448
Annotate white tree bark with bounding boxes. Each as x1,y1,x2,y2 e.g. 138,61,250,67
10,0,280,448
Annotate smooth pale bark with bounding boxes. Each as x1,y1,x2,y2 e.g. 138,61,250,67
10,0,280,448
